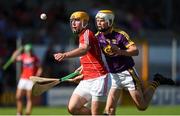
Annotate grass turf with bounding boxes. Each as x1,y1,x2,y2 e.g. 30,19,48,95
0,105,180,115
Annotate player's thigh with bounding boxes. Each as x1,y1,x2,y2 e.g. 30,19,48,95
69,80,91,108
91,100,106,115
106,88,122,107
68,94,88,109
16,89,24,99
26,90,32,100
128,88,145,106
91,95,107,115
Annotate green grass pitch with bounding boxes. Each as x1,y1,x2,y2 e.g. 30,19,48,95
0,105,180,115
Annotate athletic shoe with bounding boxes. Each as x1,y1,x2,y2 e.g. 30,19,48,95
153,73,175,85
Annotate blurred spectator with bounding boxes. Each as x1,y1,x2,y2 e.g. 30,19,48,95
42,44,55,77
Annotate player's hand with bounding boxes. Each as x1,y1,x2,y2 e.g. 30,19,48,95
53,53,66,62
111,45,121,56
74,66,83,73
111,45,119,52
67,74,83,83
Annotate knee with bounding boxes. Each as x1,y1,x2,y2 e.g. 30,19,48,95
67,105,78,115
26,96,32,102
16,94,21,101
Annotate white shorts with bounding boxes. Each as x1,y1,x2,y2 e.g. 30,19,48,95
110,67,141,91
73,74,110,102
17,78,33,90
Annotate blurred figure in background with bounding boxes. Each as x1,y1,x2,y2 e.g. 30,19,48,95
95,10,175,115
10,44,42,115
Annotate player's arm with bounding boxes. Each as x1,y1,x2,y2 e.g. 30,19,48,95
36,66,43,76
74,66,83,73
65,44,90,58
34,57,43,76
112,30,139,56
67,66,83,83
111,44,139,56
11,46,24,61
67,74,83,84
54,44,90,62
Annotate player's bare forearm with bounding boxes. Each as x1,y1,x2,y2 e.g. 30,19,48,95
118,49,139,56
36,67,43,76
54,45,89,62
125,46,139,56
64,46,89,58
11,46,24,61
67,74,83,84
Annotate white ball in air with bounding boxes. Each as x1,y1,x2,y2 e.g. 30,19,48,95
40,13,47,20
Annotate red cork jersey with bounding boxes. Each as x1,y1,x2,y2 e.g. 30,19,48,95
17,53,40,79
79,29,107,80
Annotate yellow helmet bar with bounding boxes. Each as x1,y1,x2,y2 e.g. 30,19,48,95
98,10,113,14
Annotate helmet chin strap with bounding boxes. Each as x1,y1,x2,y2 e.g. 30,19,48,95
73,28,85,34
72,29,79,34
82,21,88,28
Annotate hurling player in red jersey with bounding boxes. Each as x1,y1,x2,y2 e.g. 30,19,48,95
11,44,42,116
54,11,110,115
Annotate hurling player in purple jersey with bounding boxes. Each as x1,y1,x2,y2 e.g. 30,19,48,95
95,10,175,115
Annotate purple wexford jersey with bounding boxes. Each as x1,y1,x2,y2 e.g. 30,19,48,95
96,28,135,73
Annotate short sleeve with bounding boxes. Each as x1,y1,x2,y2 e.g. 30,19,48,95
79,30,90,48
119,31,134,48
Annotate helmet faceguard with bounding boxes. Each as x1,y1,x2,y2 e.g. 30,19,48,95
70,11,89,34
95,10,114,32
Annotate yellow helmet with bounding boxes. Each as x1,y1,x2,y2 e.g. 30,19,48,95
95,10,114,27
70,11,89,28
